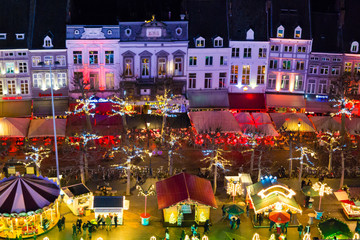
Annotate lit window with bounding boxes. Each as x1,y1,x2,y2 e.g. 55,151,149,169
284,46,293,52
204,73,212,88
0,80,3,95
351,41,359,53
230,65,238,85
174,57,183,76
141,58,150,77
281,75,289,89
73,51,82,64
44,56,53,65
7,80,16,94
270,45,279,52
282,60,291,70
344,62,352,72
257,65,265,84
20,80,29,94
89,72,99,89
33,73,42,88
89,51,98,64
297,47,306,53
242,65,250,85
189,56,197,66
294,26,302,38
354,63,360,73
124,58,133,77
258,48,267,58
158,57,166,77
294,75,303,90
56,55,66,66
43,36,53,48
45,73,55,88
267,75,276,89
188,73,196,89
105,51,114,64
195,37,205,47
277,25,284,38
5,63,15,74
105,72,114,90
32,56,41,67
57,73,67,87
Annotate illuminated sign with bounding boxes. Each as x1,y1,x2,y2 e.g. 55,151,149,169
146,28,162,37
2,96,22,100
76,98,109,103
316,95,328,99
39,93,63,97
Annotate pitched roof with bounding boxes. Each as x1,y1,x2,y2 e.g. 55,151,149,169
0,0,31,49
229,0,268,41
156,172,217,209
269,0,311,39
62,183,91,198
185,0,229,48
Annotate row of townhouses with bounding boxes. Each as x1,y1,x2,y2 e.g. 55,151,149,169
0,0,359,117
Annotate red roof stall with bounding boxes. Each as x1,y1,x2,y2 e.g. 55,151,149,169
156,173,217,226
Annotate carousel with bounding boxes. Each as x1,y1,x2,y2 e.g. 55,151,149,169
0,175,60,239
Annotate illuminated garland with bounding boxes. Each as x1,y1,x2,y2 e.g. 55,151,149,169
226,179,243,197
169,212,177,224
66,95,97,116
136,184,156,197
110,145,150,170
201,149,231,172
303,233,311,240
108,96,136,116
24,146,51,168
252,233,260,240
150,89,181,117
68,133,101,148
331,98,355,120
289,146,317,167
269,234,276,240
312,182,332,197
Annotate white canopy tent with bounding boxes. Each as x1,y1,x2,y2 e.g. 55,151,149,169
310,116,342,132
28,118,67,138
0,117,30,137
269,113,315,132
188,111,241,133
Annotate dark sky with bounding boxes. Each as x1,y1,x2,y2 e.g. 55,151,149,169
70,0,185,24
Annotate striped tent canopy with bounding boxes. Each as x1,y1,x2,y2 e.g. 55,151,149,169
0,176,60,214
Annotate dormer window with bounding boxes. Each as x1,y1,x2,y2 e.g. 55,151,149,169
294,26,302,39
107,29,112,35
213,37,223,47
246,29,254,40
0,33,6,40
125,28,132,37
351,41,359,53
43,36,53,48
277,25,284,38
196,37,205,48
74,29,80,35
16,34,25,40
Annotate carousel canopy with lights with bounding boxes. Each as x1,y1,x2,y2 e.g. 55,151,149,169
247,176,302,214
0,176,60,214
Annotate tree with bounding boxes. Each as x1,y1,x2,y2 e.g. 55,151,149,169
66,132,100,183
166,132,186,176
109,96,136,130
329,72,360,188
24,145,51,175
317,131,341,171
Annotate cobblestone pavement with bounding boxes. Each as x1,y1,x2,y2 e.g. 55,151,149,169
37,177,359,240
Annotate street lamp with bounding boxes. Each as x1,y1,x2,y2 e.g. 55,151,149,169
146,121,152,176
38,61,60,186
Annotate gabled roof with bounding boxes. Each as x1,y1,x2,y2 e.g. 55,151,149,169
62,183,91,198
269,0,311,39
185,0,228,48
156,172,217,209
229,0,268,41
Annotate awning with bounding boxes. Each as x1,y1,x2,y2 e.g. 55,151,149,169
33,99,69,116
188,111,241,133
0,117,30,137
0,101,32,117
66,115,124,136
269,113,315,132
188,90,229,109
305,99,337,114
165,113,191,129
266,94,305,109
28,118,67,138
156,172,217,209
310,116,342,132
126,114,163,129
228,93,266,110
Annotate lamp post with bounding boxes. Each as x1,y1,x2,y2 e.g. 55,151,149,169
38,61,60,186
146,122,152,176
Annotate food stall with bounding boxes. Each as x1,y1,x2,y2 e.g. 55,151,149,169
62,183,93,216
335,187,360,219
156,172,217,227
92,196,129,225
0,175,60,239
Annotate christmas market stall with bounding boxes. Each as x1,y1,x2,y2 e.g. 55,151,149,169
0,175,60,239
246,176,302,225
188,111,241,133
156,172,217,227
92,196,129,225
27,119,67,138
335,187,360,220
318,218,353,239
62,183,93,216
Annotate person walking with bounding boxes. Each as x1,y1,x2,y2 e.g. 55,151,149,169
180,230,186,240
246,203,250,217
82,222,88,237
164,227,170,240
298,224,303,237
301,179,306,189
236,217,241,229
72,223,77,236
114,214,118,228
77,218,82,234
258,213,263,226
105,215,112,231
61,216,65,230
88,224,93,240
305,224,310,234
222,205,226,218
284,221,289,233
276,223,281,235
204,219,210,234
57,219,62,231
101,215,105,229
270,221,275,232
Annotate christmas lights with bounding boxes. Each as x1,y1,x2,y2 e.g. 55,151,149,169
312,182,332,211
252,233,260,240
331,98,355,120
66,95,97,116
24,146,51,168
108,96,136,116
226,180,243,203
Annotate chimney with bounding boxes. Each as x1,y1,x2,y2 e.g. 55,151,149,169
168,11,171,20
180,14,185,20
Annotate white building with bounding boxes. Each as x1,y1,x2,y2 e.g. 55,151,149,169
66,26,121,99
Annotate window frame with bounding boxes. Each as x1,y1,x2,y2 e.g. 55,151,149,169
241,65,250,85
204,73,212,88
188,73,196,89
73,51,83,65
105,50,114,65
89,51,99,65
230,65,238,85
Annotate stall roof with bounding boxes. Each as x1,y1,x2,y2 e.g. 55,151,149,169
28,119,67,138
310,116,342,132
228,93,266,110
252,113,272,125
305,99,337,114
126,114,162,129
0,117,30,137
166,113,191,129
188,90,229,109
269,113,315,132
93,196,124,208
156,172,217,209
266,94,305,109
62,183,91,198
188,111,241,133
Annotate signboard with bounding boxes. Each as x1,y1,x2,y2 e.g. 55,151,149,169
2,96,22,100
8,166,16,175
146,28,162,37
26,167,35,175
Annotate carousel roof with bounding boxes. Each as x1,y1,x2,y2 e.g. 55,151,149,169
0,175,60,214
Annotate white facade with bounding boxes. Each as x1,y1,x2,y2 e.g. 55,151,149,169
267,38,312,94
186,47,230,90
228,41,269,93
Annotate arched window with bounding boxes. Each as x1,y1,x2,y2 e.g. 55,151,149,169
351,41,359,53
